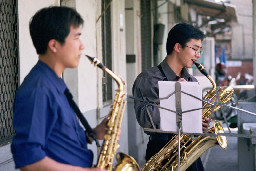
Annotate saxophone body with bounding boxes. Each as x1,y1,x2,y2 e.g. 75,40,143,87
142,61,234,171
86,55,140,171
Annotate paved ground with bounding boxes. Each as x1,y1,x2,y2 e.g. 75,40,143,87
201,127,238,171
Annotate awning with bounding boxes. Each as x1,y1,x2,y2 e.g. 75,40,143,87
185,0,238,23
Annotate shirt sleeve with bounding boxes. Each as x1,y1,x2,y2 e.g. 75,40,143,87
132,73,161,129
11,87,57,168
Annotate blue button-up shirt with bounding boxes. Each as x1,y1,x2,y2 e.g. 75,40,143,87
11,60,93,168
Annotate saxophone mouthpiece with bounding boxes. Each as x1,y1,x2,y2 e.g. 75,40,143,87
193,60,209,77
85,55,105,69
192,60,200,68
85,55,94,62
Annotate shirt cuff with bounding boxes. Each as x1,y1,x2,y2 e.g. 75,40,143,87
12,145,46,169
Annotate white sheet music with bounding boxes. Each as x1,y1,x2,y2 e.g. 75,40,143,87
159,81,202,133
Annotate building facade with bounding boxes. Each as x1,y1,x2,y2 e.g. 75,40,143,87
1,0,250,170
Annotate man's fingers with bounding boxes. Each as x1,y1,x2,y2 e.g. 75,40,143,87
202,122,209,127
178,78,187,82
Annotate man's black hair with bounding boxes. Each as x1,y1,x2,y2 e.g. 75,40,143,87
166,23,205,55
29,6,84,55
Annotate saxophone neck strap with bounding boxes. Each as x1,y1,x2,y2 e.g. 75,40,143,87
64,88,100,147
157,64,168,81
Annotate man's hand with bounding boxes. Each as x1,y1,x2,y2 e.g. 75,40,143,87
202,117,211,132
93,116,109,140
20,157,107,171
177,77,187,82
88,168,107,171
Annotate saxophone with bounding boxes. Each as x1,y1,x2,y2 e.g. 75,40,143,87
142,61,234,171
86,55,140,171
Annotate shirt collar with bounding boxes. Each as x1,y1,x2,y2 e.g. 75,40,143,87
160,58,192,81
37,60,67,94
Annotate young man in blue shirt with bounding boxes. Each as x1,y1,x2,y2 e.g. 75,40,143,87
11,6,107,171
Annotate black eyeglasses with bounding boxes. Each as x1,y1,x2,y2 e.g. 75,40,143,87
186,45,202,56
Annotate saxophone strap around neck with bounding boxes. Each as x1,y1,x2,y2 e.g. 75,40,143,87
64,88,100,147
157,64,168,81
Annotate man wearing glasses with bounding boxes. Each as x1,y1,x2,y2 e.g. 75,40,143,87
132,23,207,170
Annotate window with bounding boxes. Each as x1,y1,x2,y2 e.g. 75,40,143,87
0,0,19,146
140,0,152,71
102,0,113,103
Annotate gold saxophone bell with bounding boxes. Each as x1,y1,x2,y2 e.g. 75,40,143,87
215,120,227,150
86,55,140,171
115,153,141,171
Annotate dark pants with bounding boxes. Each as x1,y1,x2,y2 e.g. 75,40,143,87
146,137,204,171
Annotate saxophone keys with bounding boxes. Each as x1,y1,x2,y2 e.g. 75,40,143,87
115,143,120,150
182,152,188,161
104,134,111,140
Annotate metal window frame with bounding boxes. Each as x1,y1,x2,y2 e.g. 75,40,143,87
0,0,19,146
102,0,113,104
